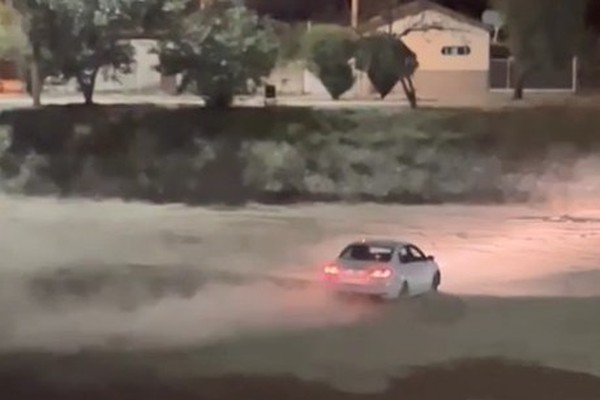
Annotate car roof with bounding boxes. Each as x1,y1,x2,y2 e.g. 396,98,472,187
347,239,410,248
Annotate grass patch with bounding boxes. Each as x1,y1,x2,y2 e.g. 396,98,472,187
0,104,598,204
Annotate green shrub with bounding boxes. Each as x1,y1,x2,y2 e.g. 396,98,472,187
2,105,600,204
316,63,356,101
302,24,357,100
273,21,306,65
241,140,306,192
0,5,28,64
356,33,418,99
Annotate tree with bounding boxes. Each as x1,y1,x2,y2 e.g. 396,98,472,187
355,1,473,107
15,0,190,106
272,20,306,66
53,1,145,105
14,0,131,105
156,0,279,108
496,0,588,100
11,0,56,106
0,3,28,65
302,24,357,100
356,32,418,107
115,0,193,35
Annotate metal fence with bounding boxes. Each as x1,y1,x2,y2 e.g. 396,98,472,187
489,58,577,92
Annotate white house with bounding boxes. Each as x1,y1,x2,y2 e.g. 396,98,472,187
357,0,492,101
282,0,492,101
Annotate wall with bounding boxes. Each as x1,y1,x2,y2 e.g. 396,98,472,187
366,9,491,100
381,9,490,72
95,40,163,93
44,39,164,95
303,69,330,97
411,70,488,100
266,62,305,95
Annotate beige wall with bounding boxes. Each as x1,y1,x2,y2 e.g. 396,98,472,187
97,40,163,92
409,70,488,99
267,62,305,95
274,10,491,100
363,70,488,101
378,10,490,72
356,9,492,100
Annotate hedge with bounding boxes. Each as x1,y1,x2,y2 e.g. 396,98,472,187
0,104,598,205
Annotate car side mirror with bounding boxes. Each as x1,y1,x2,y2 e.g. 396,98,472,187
426,255,435,261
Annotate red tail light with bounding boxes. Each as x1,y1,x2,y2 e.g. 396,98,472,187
323,264,340,276
370,267,392,279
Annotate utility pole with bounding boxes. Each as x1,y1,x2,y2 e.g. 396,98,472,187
351,0,359,29
351,0,360,99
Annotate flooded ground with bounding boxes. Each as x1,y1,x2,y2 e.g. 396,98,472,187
1,195,600,398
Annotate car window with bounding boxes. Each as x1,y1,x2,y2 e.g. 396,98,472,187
408,245,426,260
398,246,412,263
340,244,393,262
398,245,426,263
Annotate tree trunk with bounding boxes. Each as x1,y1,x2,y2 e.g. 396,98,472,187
513,62,528,100
513,75,525,100
77,68,98,105
205,92,234,109
406,77,417,108
400,77,417,109
30,45,42,107
177,72,192,94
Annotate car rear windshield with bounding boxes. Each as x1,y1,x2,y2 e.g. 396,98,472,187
339,244,393,262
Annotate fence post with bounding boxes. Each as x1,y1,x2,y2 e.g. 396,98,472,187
572,56,578,93
506,58,511,89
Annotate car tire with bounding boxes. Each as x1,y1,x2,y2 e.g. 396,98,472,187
432,271,441,291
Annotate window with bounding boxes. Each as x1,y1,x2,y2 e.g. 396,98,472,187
441,46,471,56
398,247,410,263
407,245,426,260
399,245,426,263
340,245,393,263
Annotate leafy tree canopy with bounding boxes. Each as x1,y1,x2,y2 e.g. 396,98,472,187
13,0,190,104
156,0,279,108
495,0,587,98
302,24,357,100
355,33,418,100
0,3,28,63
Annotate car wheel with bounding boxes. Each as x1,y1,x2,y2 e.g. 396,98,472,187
432,271,441,291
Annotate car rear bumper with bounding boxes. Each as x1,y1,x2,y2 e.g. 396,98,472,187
325,281,391,296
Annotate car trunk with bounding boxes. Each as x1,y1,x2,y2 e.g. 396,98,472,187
336,259,390,284
337,259,389,270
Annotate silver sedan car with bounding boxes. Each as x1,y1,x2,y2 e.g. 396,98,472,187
322,239,441,300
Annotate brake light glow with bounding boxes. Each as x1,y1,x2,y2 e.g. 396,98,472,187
323,264,340,275
370,268,392,279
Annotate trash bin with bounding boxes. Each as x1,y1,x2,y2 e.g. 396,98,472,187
264,84,277,106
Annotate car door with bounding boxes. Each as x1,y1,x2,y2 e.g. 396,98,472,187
410,244,438,290
397,245,433,294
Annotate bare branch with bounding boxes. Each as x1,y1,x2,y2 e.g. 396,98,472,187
357,7,472,40
395,13,465,37
396,23,462,37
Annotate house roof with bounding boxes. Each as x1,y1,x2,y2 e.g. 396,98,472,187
361,0,491,34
